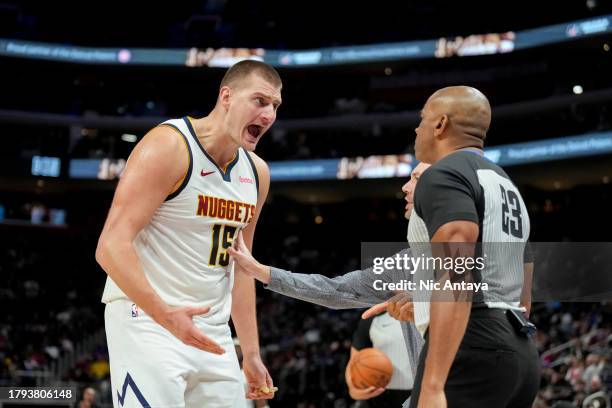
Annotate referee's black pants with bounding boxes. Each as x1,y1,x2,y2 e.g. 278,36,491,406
409,308,540,408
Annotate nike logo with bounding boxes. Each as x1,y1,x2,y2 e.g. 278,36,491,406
201,170,215,177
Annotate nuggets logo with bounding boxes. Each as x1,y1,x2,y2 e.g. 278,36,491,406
197,195,255,223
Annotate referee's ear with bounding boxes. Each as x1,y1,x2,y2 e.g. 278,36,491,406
434,114,449,137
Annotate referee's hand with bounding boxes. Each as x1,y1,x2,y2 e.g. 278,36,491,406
362,292,414,322
417,388,446,407
155,305,226,355
361,302,387,319
228,231,271,284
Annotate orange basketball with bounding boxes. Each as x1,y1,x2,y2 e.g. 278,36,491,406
349,347,393,389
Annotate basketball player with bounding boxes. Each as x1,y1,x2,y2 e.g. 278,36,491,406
346,310,413,407
95,60,281,408
372,86,540,408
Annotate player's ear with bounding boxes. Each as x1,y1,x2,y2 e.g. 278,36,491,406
433,114,448,137
219,86,232,111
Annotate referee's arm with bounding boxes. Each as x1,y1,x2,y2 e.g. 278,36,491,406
411,164,481,406
520,242,535,317
420,221,478,401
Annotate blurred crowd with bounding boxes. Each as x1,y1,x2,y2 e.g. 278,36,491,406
0,230,102,386
531,303,612,408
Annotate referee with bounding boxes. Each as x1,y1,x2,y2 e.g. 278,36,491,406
395,86,540,407
228,86,538,407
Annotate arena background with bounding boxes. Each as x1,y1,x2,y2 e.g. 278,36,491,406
1,1,612,407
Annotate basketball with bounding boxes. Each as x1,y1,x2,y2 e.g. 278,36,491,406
349,348,393,389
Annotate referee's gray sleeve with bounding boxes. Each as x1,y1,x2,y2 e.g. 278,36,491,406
265,267,389,308
264,249,413,309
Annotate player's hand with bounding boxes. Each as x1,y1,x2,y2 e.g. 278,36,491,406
155,306,225,355
227,231,271,284
350,385,386,400
417,388,447,408
346,367,385,400
243,354,277,400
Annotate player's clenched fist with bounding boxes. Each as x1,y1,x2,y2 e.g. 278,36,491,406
243,354,278,400
155,305,225,355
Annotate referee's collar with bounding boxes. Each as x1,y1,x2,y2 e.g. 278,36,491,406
459,147,485,157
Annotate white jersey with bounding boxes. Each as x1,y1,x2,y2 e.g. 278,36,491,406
370,313,413,390
102,117,259,325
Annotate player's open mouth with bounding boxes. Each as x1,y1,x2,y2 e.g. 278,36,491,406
247,125,263,139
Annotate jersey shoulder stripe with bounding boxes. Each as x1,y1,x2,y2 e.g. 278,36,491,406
157,122,193,201
242,148,260,195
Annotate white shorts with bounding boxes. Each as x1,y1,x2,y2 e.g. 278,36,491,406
105,300,247,408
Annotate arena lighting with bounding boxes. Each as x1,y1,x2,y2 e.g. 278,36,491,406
31,155,60,177
573,85,584,94
2,15,611,66
121,133,138,143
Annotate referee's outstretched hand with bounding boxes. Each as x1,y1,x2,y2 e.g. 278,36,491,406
228,231,271,284
362,292,414,322
156,306,226,355
361,302,388,319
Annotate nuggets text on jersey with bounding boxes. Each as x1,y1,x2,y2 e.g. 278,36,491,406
197,194,256,223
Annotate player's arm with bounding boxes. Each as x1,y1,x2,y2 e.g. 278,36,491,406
95,126,223,354
346,347,386,400
231,152,269,357
345,317,385,400
231,152,276,399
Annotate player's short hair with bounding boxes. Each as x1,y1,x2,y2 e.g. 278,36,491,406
220,60,282,90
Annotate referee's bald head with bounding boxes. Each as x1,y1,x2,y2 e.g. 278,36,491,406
428,86,491,141
415,86,491,163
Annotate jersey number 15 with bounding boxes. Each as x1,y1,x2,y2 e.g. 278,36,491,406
208,224,238,267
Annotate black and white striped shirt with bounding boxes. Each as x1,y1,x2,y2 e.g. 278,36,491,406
408,150,531,334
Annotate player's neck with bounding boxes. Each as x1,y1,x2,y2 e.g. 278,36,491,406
191,112,239,169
